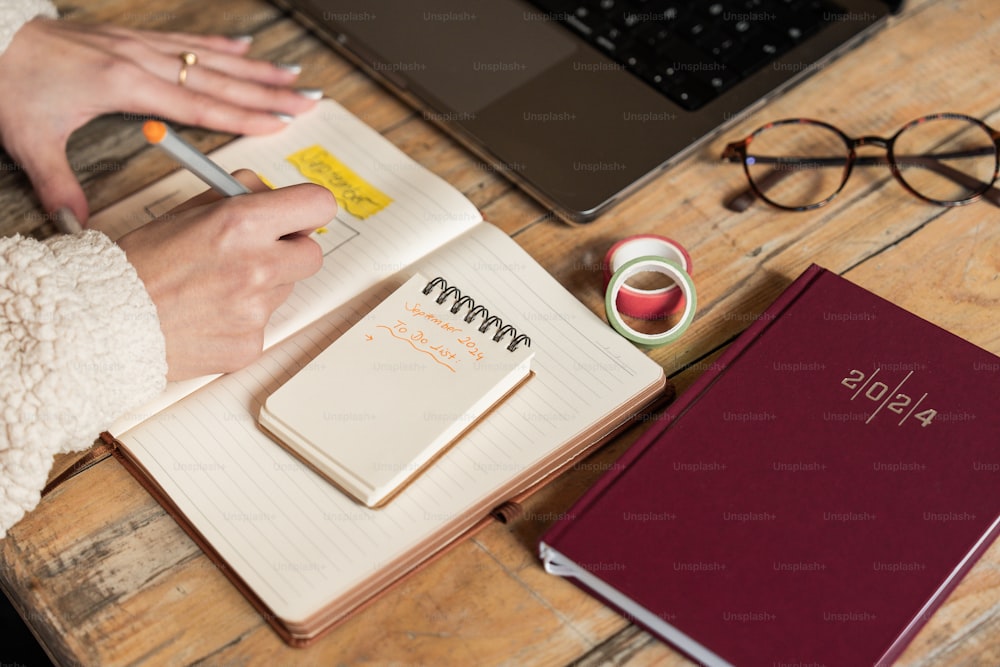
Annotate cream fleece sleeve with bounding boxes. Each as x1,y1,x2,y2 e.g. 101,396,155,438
0,231,167,537
0,0,57,54
0,1,167,537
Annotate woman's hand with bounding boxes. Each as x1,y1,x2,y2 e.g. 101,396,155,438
117,171,336,381
0,18,320,223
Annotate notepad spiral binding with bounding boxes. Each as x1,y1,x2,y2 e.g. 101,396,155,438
422,277,531,351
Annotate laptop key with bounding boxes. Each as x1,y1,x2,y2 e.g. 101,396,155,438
706,64,741,94
662,74,717,110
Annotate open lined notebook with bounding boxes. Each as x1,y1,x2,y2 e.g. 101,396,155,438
88,99,667,644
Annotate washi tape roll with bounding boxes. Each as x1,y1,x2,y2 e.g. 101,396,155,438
605,256,697,347
603,235,692,320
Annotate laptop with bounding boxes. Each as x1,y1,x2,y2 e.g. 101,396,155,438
272,0,903,223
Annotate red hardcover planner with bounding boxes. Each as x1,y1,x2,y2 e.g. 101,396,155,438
540,264,1000,667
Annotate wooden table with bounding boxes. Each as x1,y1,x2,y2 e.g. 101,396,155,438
2,0,999,664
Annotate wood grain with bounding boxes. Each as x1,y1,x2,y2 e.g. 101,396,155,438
2,0,999,664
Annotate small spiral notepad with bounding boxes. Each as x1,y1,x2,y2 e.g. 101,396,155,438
259,273,535,507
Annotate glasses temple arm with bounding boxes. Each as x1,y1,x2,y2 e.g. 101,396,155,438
890,153,1000,205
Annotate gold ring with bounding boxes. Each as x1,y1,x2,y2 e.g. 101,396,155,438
177,51,198,86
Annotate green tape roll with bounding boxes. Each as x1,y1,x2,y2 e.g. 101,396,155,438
604,256,697,347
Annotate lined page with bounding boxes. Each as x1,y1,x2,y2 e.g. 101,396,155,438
118,223,665,625
92,100,482,433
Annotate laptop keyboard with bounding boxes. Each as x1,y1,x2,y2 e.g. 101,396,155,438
526,0,840,111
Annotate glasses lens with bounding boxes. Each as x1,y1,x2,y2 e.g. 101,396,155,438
744,121,849,209
892,116,997,203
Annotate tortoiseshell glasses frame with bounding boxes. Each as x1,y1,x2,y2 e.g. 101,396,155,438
721,114,1000,211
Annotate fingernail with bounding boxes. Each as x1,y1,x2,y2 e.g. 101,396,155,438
275,62,302,75
231,34,254,44
273,112,295,124
296,87,324,100
55,207,83,234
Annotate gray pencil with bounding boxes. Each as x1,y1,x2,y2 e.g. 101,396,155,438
143,120,251,197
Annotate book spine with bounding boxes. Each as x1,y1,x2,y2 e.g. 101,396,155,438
542,264,827,548
878,514,1000,665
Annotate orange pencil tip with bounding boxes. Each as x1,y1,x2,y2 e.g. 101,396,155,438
142,120,167,144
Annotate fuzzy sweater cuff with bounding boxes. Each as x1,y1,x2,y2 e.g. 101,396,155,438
0,230,167,536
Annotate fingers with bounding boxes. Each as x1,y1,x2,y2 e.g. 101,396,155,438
120,36,311,102
217,182,331,283
125,73,305,136
66,22,294,85
162,169,264,215
103,25,258,58
104,26,317,119
232,169,271,192
165,176,332,281
61,21,318,132
247,182,339,239
273,232,325,282
229,182,333,282
14,135,90,223
150,40,302,88
178,56,313,105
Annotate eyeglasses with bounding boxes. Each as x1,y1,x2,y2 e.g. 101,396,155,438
721,114,1000,211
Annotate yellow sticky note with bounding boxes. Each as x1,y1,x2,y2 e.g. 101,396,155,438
286,145,392,219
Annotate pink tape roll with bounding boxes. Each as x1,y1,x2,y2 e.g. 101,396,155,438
602,235,693,320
